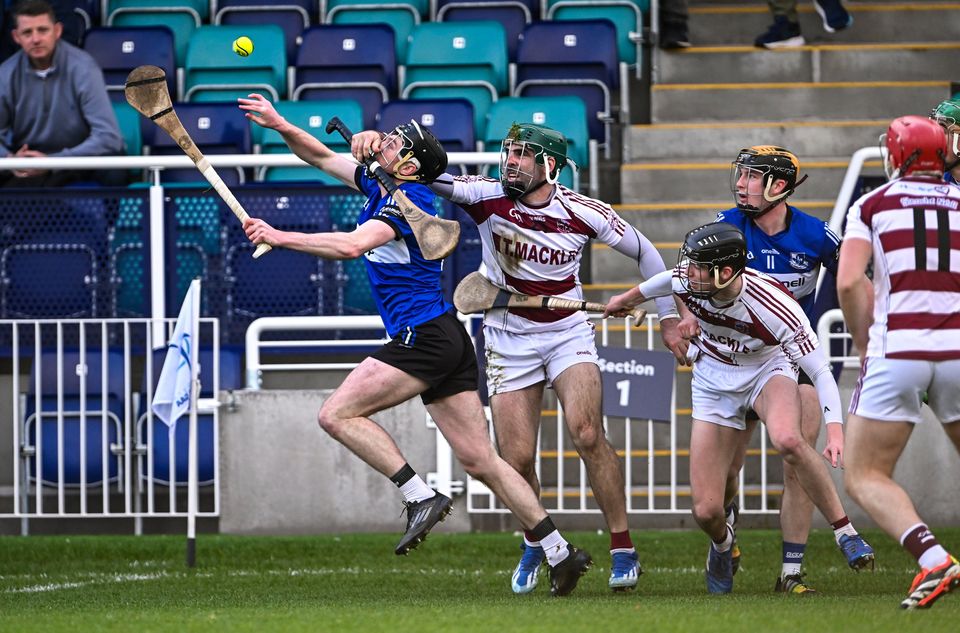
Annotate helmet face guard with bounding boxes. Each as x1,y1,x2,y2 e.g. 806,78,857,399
881,115,948,180
930,99,960,168
499,123,570,198
381,120,448,182
677,223,747,299
729,146,807,218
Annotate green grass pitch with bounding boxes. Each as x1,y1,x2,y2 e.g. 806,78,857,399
1,528,958,632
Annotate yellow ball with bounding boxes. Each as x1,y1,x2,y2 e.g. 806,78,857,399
232,36,253,57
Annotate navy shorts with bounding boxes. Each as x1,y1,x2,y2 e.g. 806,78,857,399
372,311,479,405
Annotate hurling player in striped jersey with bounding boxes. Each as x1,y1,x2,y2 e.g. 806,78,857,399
717,146,872,594
838,115,960,609
604,222,872,595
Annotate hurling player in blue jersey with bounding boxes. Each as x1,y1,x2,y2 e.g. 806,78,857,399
930,98,960,185
716,146,873,594
237,94,592,595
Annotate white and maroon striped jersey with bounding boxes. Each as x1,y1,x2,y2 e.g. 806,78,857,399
639,268,818,366
451,175,628,333
845,176,960,360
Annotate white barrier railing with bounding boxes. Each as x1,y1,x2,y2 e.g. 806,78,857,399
244,313,780,516
1,318,222,535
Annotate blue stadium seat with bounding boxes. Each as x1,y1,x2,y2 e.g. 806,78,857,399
434,0,533,60
484,96,589,190
184,25,287,103
140,102,252,186
514,20,621,153
22,349,126,487
402,21,508,134
324,0,425,61
84,26,176,102
221,192,333,341
544,0,648,66
0,196,109,319
377,98,476,172
137,346,242,486
255,99,364,184
106,0,205,67
292,24,396,130
214,0,314,62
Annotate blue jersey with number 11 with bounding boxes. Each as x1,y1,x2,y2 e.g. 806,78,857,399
716,206,840,317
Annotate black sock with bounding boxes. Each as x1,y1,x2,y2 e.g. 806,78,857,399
389,463,416,487
530,517,558,542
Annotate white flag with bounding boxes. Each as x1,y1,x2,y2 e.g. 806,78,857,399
152,279,200,431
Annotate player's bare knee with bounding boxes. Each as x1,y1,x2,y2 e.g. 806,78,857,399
692,499,724,527
569,423,602,453
317,403,344,437
771,433,805,459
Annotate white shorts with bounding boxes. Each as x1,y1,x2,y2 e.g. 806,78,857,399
691,354,797,430
849,357,960,424
482,320,598,396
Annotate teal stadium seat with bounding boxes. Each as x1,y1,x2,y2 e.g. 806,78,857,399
254,99,364,185
402,21,508,134
106,0,207,67
544,0,648,67
324,0,426,60
184,25,287,103
484,96,590,191
112,101,142,158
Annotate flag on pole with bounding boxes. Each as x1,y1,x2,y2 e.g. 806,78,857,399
152,279,200,433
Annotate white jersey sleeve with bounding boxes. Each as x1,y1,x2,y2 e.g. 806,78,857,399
637,269,675,300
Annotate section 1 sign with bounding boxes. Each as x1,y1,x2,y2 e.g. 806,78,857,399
597,346,674,422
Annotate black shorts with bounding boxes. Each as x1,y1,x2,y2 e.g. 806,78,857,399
745,368,812,423
371,310,479,405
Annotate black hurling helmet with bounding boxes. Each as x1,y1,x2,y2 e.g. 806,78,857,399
730,146,808,218
677,223,747,299
499,122,571,198
382,120,448,182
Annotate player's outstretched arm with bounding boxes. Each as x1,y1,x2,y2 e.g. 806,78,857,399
244,216,394,260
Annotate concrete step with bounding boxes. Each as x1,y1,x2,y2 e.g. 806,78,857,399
651,80,949,123
657,43,960,84
628,120,887,160
620,157,884,203
687,1,960,47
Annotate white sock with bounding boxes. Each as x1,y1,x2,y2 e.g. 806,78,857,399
919,545,950,571
540,530,570,567
713,523,735,553
832,522,858,544
781,562,802,578
399,476,435,504
524,536,541,549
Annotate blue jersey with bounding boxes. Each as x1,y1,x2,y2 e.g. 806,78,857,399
716,206,840,318
354,168,451,337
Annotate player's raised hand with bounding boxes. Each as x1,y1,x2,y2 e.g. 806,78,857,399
350,130,384,164
238,93,284,129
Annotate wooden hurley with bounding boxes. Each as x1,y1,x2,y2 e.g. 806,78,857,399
124,65,271,259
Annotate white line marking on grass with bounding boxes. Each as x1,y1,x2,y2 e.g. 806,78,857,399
7,572,175,594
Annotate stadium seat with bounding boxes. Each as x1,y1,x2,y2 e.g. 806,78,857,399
112,101,143,158
183,25,287,103
106,0,205,67
255,99,364,184
140,102,252,186
84,26,176,102
0,195,109,319
214,0,314,62
402,21,508,134
292,24,397,130
22,349,126,487
136,346,241,486
514,20,622,155
377,98,476,172
221,192,333,341
434,0,534,60
544,0,649,67
324,0,425,60
484,96,590,190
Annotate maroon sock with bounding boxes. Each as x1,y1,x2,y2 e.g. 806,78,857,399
610,530,634,551
830,516,851,531
524,529,538,543
902,524,940,563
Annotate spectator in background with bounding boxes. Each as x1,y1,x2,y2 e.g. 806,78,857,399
838,115,960,610
660,0,691,50
755,0,852,49
0,0,124,187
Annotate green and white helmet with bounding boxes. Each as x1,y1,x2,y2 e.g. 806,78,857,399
930,98,960,160
499,122,572,198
